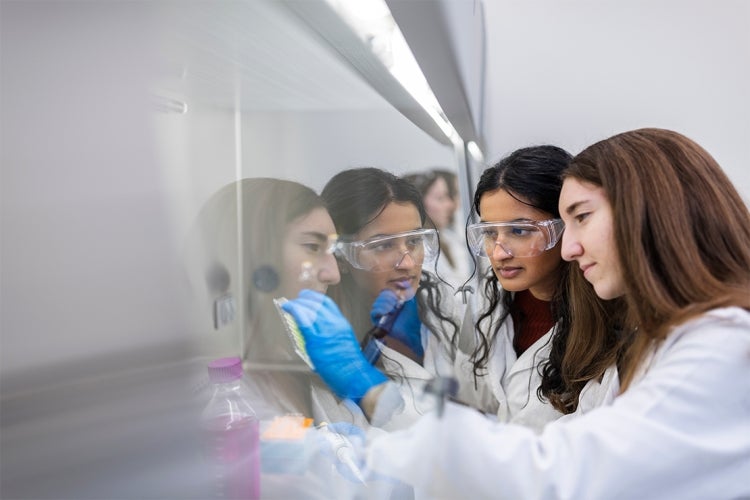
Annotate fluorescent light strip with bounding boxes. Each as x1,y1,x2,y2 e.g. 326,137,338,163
325,0,460,144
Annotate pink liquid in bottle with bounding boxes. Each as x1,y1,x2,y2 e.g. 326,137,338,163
203,357,260,500
204,415,260,500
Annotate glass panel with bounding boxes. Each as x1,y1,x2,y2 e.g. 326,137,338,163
153,0,457,358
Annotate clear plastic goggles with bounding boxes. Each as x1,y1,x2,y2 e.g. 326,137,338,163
467,219,565,258
334,228,439,272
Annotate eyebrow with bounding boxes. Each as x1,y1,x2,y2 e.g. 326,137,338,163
564,200,589,216
362,228,422,240
479,217,535,223
298,231,329,241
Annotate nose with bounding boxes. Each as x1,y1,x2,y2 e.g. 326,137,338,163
560,230,583,262
395,250,417,270
491,241,513,260
318,253,341,285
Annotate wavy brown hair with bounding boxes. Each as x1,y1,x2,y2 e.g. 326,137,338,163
564,128,750,391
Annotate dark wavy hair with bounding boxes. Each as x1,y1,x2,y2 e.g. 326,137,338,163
469,145,605,413
321,167,460,362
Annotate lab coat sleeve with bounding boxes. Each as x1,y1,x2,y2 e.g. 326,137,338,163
374,340,440,431
366,308,750,500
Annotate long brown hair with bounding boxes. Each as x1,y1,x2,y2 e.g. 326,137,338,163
565,128,750,391
187,178,331,416
540,263,625,412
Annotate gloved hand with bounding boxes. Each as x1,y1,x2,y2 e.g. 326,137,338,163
370,290,424,359
281,289,387,403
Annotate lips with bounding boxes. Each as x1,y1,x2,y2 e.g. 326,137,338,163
580,263,595,279
497,267,522,279
393,278,412,289
390,277,418,299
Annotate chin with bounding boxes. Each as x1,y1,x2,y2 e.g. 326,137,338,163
593,283,622,301
497,279,524,293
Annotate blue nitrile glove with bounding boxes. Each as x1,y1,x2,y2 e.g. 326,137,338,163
370,291,424,358
281,290,387,404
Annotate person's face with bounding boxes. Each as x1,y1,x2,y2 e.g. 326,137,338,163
280,207,341,298
559,178,625,300
350,202,423,302
423,177,456,229
478,188,562,300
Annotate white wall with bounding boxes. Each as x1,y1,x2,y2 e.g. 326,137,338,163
482,0,750,202
0,2,193,375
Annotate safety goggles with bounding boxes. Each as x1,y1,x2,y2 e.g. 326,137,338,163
466,219,565,258
334,228,439,272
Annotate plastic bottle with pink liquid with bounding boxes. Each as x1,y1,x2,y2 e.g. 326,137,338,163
202,356,260,499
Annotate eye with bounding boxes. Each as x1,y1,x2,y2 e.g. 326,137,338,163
510,226,532,236
406,236,424,248
574,212,590,223
501,225,534,238
301,242,323,254
367,240,395,253
481,228,499,239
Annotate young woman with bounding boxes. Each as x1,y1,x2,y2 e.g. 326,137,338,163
364,128,750,499
455,145,621,432
319,167,461,427
404,168,471,289
187,177,349,422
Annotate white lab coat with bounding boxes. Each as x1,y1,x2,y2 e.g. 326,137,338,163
454,288,563,433
366,307,750,500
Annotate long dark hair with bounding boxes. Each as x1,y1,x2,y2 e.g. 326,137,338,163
470,146,599,413
321,167,460,359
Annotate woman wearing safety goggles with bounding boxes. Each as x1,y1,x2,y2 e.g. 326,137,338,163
452,145,620,434
282,167,461,429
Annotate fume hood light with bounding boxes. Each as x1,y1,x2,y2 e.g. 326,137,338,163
467,141,484,162
325,0,460,145
152,94,188,114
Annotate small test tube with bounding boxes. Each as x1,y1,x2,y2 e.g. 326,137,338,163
317,423,366,484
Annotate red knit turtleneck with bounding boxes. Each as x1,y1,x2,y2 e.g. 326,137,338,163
510,289,554,357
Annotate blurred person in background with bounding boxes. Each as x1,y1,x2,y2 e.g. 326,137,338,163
404,168,471,289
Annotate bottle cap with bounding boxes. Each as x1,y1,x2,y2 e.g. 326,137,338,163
207,356,243,383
